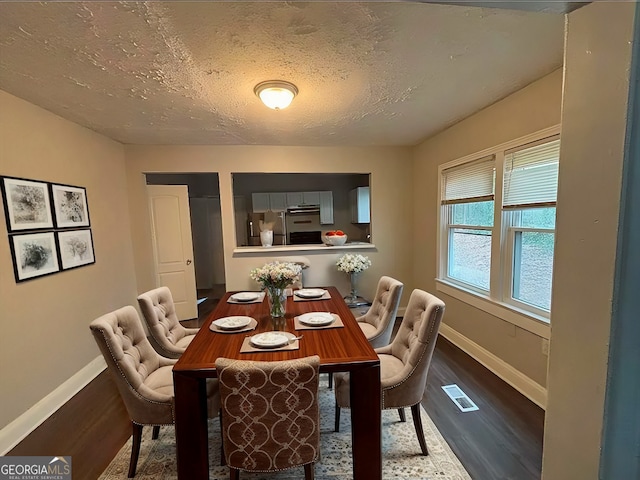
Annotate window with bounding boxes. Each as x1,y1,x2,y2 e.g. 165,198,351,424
438,130,560,324
503,138,560,314
441,157,495,291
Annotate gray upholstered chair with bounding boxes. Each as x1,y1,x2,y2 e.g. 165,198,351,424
216,355,320,480
90,305,220,478
137,286,198,359
334,289,445,456
356,276,404,349
328,275,403,389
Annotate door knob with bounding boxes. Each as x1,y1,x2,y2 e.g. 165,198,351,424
186,259,192,265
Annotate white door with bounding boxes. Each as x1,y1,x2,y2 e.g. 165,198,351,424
147,185,198,320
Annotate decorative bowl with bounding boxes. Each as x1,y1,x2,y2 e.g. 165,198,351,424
322,233,347,246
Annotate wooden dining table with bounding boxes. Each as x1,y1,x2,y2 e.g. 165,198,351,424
173,286,382,479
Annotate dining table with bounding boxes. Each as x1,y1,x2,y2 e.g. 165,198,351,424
173,286,382,479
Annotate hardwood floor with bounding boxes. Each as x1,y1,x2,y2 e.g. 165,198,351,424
8,298,543,480
423,336,545,480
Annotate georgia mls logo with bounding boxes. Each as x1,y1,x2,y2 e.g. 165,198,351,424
0,456,72,480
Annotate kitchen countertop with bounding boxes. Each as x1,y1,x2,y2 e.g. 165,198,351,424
233,242,376,255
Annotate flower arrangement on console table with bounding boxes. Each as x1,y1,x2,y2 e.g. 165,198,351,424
250,261,302,318
336,253,372,307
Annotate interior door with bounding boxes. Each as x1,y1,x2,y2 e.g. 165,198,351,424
147,185,198,320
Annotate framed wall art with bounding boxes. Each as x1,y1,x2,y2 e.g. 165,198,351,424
1,176,54,232
57,229,95,270
10,231,60,282
51,183,90,228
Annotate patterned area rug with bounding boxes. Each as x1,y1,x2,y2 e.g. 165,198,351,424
99,378,471,480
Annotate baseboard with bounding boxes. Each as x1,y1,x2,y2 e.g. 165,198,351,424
439,323,547,409
0,355,106,455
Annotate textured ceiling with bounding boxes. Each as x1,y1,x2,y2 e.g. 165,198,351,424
0,2,565,146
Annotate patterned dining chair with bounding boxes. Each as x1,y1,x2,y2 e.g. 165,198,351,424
334,289,445,456
137,286,198,358
90,305,220,477
216,355,320,480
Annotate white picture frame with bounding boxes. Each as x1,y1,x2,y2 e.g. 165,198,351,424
57,229,95,270
11,231,60,281
52,183,90,228
1,177,53,231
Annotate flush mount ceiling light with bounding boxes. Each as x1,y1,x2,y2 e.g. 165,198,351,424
254,80,298,110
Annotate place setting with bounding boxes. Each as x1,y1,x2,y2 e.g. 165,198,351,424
294,311,344,330
226,291,265,304
293,288,331,302
209,315,257,334
240,331,302,353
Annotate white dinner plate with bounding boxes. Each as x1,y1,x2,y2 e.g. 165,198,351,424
230,292,261,302
298,312,335,326
212,316,253,330
295,288,327,299
249,332,292,349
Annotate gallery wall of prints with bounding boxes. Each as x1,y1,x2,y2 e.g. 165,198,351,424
1,176,95,283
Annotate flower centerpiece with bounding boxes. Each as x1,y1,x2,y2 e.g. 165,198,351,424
336,254,372,307
250,261,302,318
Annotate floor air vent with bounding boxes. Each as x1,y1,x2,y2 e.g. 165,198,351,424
441,384,479,412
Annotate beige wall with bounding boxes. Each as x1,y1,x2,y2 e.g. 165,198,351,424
542,2,635,478
124,146,414,306
0,91,138,429
412,69,564,387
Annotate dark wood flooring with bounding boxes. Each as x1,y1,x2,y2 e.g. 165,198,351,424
8,294,544,480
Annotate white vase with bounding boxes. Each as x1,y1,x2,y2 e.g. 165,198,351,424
260,230,273,247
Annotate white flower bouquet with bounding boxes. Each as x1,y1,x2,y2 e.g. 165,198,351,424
250,261,302,289
336,254,371,274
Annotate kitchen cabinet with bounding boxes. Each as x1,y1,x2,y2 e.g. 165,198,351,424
251,192,287,212
251,193,270,213
350,187,370,223
269,192,287,211
319,191,334,224
303,191,320,205
286,192,304,207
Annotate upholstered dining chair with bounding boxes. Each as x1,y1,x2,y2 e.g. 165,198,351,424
216,355,321,480
275,256,310,289
327,275,403,390
137,286,198,358
333,289,445,456
90,305,220,478
355,276,404,349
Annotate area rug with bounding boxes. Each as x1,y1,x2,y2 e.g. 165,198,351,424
99,378,471,480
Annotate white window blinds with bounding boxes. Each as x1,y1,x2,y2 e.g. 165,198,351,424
441,156,495,205
503,136,560,209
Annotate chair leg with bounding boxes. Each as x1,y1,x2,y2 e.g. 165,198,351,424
304,462,315,480
152,425,160,439
398,408,406,422
230,467,240,480
410,404,429,456
128,423,143,478
219,409,226,466
334,403,341,432
328,372,333,389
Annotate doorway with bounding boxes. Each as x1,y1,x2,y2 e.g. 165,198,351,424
146,173,226,319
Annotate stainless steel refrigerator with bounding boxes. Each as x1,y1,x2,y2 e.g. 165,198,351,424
247,211,286,246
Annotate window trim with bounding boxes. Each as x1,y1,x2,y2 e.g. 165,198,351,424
436,125,560,337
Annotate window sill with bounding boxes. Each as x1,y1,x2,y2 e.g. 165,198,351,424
435,279,550,339
233,243,377,255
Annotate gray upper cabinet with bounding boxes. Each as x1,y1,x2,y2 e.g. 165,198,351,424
303,191,320,205
269,192,287,211
319,191,334,224
251,192,271,212
350,187,370,223
286,192,304,207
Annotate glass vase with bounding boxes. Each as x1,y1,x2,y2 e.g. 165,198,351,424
266,286,287,318
345,272,360,306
